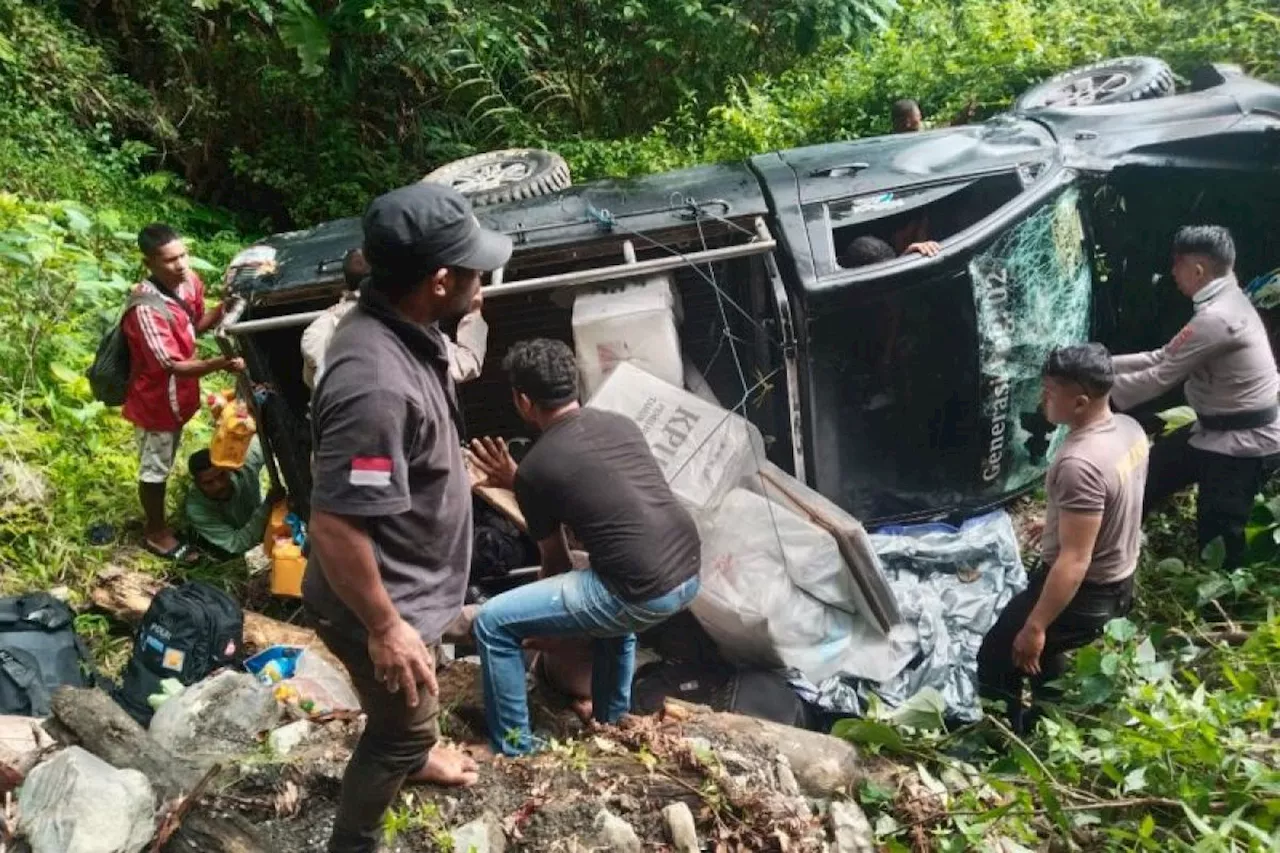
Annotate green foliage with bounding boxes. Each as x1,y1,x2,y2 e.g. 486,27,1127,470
566,0,1280,179
837,614,1280,850
0,192,239,606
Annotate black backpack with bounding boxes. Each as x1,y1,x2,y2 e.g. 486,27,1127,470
87,286,195,406
0,593,96,716
113,582,244,726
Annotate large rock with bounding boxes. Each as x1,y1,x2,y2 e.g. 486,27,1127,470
450,811,506,853
593,808,642,853
17,746,155,853
662,802,699,853
829,799,875,853
148,671,281,769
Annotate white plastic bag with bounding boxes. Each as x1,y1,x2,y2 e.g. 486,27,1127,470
692,489,913,684
573,275,684,397
587,362,763,513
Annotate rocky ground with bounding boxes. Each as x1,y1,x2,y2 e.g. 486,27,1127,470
3,657,893,853
217,661,888,852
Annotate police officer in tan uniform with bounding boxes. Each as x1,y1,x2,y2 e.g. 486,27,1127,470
1111,226,1280,568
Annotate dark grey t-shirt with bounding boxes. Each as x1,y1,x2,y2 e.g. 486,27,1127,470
302,292,472,643
515,408,700,602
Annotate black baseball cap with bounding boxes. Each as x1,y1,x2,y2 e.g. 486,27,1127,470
362,183,512,277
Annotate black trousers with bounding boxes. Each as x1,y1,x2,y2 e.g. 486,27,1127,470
978,571,1133,732
1143,428,1279,569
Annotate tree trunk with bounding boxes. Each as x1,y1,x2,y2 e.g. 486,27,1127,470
48,687,267,853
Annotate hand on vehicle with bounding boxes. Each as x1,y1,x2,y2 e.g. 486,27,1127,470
1012,622,1046,675
368,617,437,708
468,436,518,491
905,241,942,258
222,356,246,373
468,289,484,315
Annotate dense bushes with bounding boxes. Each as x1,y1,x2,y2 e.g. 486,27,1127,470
5,0,1276,225
564,0,1280,178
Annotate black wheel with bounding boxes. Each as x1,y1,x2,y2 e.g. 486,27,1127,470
422,148,571,207
1014,57,1174,110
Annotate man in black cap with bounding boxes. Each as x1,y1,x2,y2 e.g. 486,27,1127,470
302,182,511,853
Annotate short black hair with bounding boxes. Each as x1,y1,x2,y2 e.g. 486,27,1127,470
1172,225,1236,274
503,338,579,408
1043,343,1115,398
840,235,897,268
343,248,369,291
138,223,181,257
188,448,214,478
892,99,920,125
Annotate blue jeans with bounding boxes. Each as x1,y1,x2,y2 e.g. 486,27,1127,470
474,571,700,756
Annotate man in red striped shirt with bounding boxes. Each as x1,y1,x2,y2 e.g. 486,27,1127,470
122,223,244,560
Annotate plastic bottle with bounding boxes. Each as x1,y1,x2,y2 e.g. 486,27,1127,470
209,399,257,468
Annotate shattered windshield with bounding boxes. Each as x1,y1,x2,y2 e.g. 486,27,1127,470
971,187,1092,495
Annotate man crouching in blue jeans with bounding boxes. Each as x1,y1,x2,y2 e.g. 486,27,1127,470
468,338,702,756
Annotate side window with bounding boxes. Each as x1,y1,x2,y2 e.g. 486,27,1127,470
972,187,1092,494
831,173,1026,270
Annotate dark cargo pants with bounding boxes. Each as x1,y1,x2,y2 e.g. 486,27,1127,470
314,619,440,853
978,570,1133,733
1142,427,1280,570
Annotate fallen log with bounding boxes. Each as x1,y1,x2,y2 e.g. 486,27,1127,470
49,686,267,853
91,566,345,673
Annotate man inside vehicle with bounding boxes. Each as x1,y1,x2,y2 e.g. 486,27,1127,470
467,338,701,756
892,98,923,133
1110,225,1280,569
302,247,490,390
978,343,1147,733
184,438,284,559
303,182,511,853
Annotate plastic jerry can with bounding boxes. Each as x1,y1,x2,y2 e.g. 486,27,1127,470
263,500,292,556
209,399,257,469
270,538,306,598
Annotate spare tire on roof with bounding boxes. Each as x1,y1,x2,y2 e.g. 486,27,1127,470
422,148,571,207
1014,56,1174,111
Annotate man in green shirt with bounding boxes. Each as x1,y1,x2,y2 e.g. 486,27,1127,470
185,438,284,558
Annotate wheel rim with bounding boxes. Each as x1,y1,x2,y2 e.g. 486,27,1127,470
446,159,534,194
1039,70,1132,107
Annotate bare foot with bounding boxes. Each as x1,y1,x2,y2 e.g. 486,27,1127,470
569,697,593,724
407,745,479,787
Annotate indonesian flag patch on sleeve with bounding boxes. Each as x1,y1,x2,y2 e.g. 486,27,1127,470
350,456,393,487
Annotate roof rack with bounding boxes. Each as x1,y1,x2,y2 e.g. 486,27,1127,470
220,218,777,336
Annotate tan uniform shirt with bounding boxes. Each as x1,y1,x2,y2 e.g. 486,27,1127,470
1041,414,1148,584
1111,276,1280,458
301,292,488,389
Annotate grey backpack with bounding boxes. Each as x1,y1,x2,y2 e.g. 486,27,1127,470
87,289,177,406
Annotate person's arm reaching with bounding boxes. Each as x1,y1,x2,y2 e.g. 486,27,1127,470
134,304,243,378
1013,458,1105,674
1110,314,1227,411
448,310,489,383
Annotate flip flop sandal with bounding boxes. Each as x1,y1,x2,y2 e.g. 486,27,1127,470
144,540,200,564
